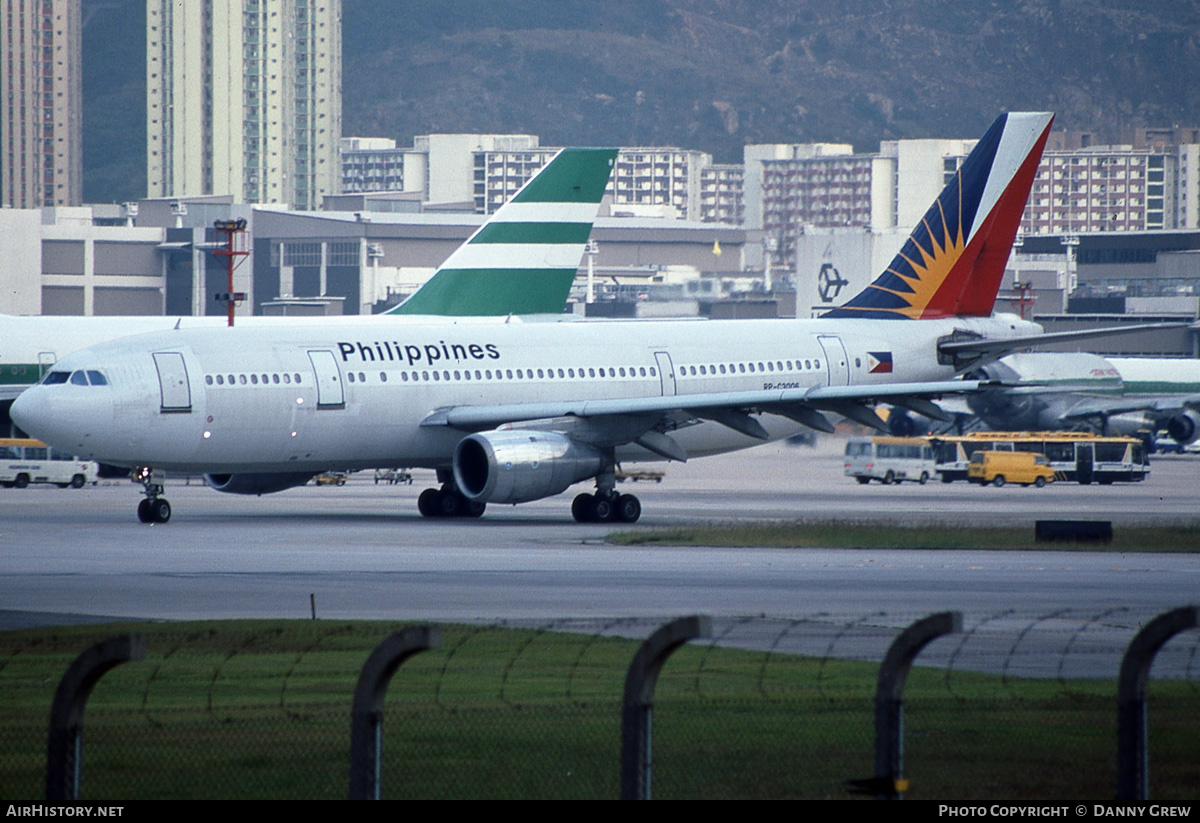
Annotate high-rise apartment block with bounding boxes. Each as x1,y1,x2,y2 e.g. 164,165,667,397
470,144,733,221
2,0,81,208
1022,148,1181,235
146,0,341,210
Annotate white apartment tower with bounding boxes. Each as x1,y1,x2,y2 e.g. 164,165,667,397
146,0,341,210
2,0,81,208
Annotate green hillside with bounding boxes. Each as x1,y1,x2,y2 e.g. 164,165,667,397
81,0,1200,203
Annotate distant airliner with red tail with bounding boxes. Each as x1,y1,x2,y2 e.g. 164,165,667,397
17,112,1110,524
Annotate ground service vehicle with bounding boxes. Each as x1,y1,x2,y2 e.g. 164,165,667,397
0,438,98,489
844,436,936,484
967,450,1057,487
933,432,1148,484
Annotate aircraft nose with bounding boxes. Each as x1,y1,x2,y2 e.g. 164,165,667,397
9,389,42,437
10,384,105,455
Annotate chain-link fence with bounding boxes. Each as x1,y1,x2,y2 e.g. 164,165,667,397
2,609,1197,800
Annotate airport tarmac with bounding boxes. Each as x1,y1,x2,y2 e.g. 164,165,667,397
1,437,1198,677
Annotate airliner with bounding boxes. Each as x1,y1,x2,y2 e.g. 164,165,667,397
16,112,1076,524
0,147,617,411
963,352,1200,447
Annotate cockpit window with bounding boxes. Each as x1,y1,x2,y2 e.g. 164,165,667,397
55,369,108,386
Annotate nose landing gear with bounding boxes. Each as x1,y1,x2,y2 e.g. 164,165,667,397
133,467,171,523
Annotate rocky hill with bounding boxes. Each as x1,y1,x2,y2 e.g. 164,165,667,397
82,0,1200,203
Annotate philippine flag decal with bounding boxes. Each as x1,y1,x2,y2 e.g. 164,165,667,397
867,351,894,374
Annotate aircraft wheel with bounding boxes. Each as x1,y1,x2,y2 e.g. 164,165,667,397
417,488,440,517
992,475,1006,488
616,494,641,523
465,499,486,518
591,495,615,523
1034,477,1046,488
572,493,595,523
152,498,172,523
437,489,462,518
71,474,87,489
137,498,153,523
918,472,929,485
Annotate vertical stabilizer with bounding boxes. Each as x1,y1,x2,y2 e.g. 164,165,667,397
822,112,1053,320
387,148,618,316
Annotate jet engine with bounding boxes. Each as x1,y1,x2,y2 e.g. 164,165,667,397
204,472,317,495
453,430,604,504
1165,409,1200,445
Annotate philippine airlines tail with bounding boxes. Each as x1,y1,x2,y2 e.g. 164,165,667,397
823,112,1054,320
387,148,618,316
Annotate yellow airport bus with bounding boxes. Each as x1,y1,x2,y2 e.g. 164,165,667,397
930,432,1148,485
0,438,98,489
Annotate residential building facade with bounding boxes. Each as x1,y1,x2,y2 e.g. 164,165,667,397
146,0,341,210
1,0,81,208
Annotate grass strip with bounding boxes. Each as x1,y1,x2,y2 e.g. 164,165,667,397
607,522,1200,551
0,620,1196,799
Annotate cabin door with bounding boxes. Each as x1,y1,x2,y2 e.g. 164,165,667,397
307,350,345,409
152,351,192,413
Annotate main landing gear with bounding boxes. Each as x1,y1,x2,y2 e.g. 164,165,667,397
417,476,486,519
133,467,171,523
571,491,641,523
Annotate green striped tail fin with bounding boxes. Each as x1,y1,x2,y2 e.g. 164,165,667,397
386,148,618,316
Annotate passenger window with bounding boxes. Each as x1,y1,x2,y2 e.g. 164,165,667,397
206,375,214,385
294,374,302,384
380,372,387,382
272,374,280,384
348,373,355,383
216,375,225,385
239,375,247,385
283,374,291,384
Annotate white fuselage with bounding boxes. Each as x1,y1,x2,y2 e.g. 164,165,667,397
13,313,1039,474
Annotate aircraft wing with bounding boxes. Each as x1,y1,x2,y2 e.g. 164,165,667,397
1058,394,1200,424
421,379,992,456
938,322,1188,365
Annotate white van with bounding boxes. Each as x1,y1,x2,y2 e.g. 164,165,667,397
0,438,98,489
844,436,936,485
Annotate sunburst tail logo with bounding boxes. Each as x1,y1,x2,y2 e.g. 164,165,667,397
822,112,1053,320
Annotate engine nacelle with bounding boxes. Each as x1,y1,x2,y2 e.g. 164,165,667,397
1166,409,1200,445
453,430,604,504
204,472,317,495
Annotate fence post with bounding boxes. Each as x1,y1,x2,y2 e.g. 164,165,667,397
349,626,441,800
620,615,712,800
46,634,147,801
873,611,962,800
1117,605,1199,801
